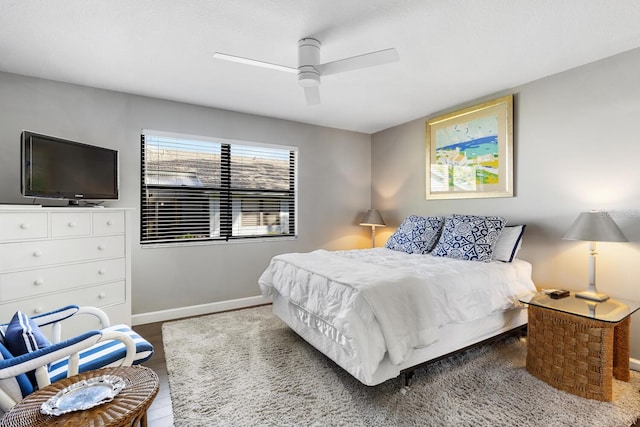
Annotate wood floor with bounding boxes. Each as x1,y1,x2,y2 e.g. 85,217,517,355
132,322,174,427
134,320,640,427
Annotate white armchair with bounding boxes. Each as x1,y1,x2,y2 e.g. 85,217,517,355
0,305,153,412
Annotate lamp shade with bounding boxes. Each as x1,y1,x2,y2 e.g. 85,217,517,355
562,211,627,242
360,209,385,227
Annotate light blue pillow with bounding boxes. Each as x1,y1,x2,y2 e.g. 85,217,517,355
432,214,506,262
385,215,444,254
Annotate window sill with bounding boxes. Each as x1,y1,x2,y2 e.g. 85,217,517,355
140,235,297,249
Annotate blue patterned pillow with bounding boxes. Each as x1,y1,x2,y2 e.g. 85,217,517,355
385,215,444,254
431,214,506,262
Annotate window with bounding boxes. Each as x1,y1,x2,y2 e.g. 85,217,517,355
141,130,297,245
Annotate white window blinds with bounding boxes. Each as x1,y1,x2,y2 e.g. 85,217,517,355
141,131,297,244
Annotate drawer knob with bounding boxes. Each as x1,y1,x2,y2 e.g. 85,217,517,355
98,268,106,275
68,221,76,227
98,292,107,299
33,250,42,257
20,223,30,230
33,307,43,314
34,278,44,286
106,220,113,226
98,244,106,251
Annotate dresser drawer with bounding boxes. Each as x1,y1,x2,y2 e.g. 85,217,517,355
51,212,92,237
1,281,126,318
93,211,125,235
0,235,125,272
0,207,130,337
0,258,126,301
0,212,48,241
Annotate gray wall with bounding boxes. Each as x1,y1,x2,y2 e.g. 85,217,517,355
0,72,372,315
3,47,640,357
371,47,640,358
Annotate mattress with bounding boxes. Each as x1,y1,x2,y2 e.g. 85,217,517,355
259,247,536,385
272,291,528,385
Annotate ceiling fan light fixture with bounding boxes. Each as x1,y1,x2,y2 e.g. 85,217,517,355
298,66,320,87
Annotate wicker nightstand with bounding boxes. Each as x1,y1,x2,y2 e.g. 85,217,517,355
519,292,640,402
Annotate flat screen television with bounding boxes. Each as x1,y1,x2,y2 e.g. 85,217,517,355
21,131,119,204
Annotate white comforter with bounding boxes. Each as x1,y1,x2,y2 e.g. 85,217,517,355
258,248,536,381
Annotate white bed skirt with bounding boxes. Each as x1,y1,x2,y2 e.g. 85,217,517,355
271,291,528,386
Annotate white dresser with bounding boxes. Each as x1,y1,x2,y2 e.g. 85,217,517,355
0,206,131,336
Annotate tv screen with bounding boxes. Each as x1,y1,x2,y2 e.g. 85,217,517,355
21,131,119,202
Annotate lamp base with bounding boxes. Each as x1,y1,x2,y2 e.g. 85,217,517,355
575,290,610,302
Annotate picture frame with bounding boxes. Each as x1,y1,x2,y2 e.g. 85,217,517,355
425,95,513,200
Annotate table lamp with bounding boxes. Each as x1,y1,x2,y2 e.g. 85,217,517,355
360,209,385,248
562,211,628,302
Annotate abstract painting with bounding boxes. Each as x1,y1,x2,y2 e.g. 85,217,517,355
426,95,513,200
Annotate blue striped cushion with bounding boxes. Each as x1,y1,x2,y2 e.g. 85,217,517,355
31,305,80,328
0,341,34,402
48,325,153,383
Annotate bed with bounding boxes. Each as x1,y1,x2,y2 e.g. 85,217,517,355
258,215,537,386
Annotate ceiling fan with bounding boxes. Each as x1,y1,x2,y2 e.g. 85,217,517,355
213,38,399,106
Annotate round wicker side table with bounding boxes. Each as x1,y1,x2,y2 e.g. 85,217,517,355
0,365,159,427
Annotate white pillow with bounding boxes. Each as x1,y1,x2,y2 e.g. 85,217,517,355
492,225,526,262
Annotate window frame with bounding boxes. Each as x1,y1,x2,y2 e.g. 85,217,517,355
140,129,298,246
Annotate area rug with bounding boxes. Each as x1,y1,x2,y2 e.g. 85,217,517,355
162,305,640,426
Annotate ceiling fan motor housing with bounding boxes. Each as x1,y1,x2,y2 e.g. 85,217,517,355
298,38,320,87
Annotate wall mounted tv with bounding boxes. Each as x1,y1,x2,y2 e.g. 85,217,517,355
21,131,119,204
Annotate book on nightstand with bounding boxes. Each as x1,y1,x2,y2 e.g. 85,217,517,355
548,290,570,299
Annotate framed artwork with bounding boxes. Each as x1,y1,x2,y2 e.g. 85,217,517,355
425,95,513,200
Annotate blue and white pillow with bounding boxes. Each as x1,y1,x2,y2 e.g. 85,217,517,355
4,311,51,357
4,311,51,386
432,214,506,262
385,215,444,254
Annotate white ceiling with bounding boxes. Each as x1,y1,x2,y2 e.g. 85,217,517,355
2,0,640,134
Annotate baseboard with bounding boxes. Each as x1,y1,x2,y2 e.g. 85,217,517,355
132,307,640,373
131,295,272,325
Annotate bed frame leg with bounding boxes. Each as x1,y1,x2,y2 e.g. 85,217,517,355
404,370,415,388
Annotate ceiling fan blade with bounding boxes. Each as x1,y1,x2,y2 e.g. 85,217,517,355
317,48,399,76
213,52,297,74
304,86,321,106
